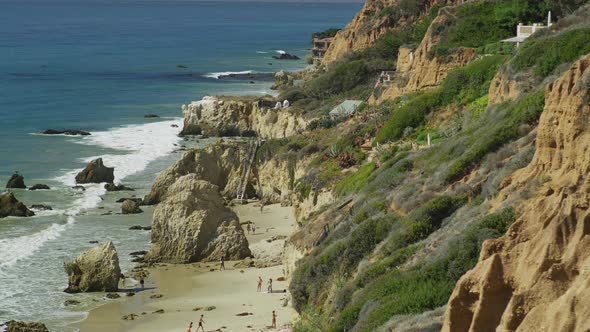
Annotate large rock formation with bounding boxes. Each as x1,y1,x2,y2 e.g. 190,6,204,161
143,141,252,205
322,0,462,64
75,158,115,184
1,321,49,332
63,241,121,293
6,173,26,189
0,193,34,218
377,6,476,102
180,96,311,139
145,174,251,263
443,53,590,331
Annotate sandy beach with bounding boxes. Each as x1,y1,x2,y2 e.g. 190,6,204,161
77,203,297,332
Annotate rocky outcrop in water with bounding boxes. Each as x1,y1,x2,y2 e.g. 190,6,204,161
180,96,311,139
31,204,52,211
145,174,251,263
63,241,121,293
272,53,300,60
0,321,49,332
0,193,34,218
104,183,134,192
75,158,114,184
28,184,50,191
41,129,91,136
443,53,590,332
6,173,26,189
121,199,142,214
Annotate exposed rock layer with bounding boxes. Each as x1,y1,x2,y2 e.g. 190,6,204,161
64,241,121,293
1,321,49,332
443,53,590,331
146,175,251,263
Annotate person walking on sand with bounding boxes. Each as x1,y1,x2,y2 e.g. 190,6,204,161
220,255,226,271
271,310,277,328
252,224,256,234
140,277,145,289
257,276,263,292
187,321,193,332
267,278,273,293
120,273,126,289
260,202,264,213
246,222,251,234
196,315,205,332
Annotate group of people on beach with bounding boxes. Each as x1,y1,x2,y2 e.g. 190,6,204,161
245,220,256,234
186,311,277,331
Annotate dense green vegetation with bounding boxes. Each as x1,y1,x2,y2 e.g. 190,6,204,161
513,27,590,77
374,55,506,144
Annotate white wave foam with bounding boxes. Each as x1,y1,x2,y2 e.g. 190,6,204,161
203,70,255,79
0,216,75,269
256,51,268,54
2,119,182,269
275,50,286,55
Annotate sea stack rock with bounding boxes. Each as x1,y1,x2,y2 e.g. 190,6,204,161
75,158,115,184
6,173,26,189
0,321,49,332
63,241,121,293
121,199,142,214
104,183,134,192
145,174,251,263
0,193,34,218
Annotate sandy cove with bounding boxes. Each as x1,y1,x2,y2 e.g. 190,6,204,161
77,203,297,332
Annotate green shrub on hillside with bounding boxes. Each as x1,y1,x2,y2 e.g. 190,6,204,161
375,55,505,144
513,28,590,77
444,89,545,182
335,162,376,197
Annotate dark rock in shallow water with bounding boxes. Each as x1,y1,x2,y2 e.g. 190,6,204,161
31,204,52,211
72,185,86,191
121,199,142,214
29,184,50,191
104,183,134,192
1,320,49,332
89,240,99,244
130,250,148,256
171,124,179,128
0,193,35,218
144,114,160,118
6,173,26,189
131,256,144,263
64,299,81,306
41,129,91,136
272,53,300,60
128,225,150,231
105,293,120,299
75,158,114,184
116,197,141,204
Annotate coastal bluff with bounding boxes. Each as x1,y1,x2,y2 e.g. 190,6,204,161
444,53,590,331
180,96,312,139
145,174,251,263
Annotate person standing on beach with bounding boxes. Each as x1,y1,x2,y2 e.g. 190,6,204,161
220,255,225,271
260,202,264,213
257,276,263,292
140,277,145,289
246,222,251,234
197,315,205,332
120,273,126,289
267,278,273,293
186,321,193,332
271,310,277,328
252,224,256,234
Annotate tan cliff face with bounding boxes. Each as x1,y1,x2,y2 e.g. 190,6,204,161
377,6,476,102
443,53,590,332
322,0,463,65
180,96,311,139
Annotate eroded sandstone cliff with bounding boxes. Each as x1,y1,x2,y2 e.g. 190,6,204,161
146,174,251,263
180,96,311,139
444,53,590,332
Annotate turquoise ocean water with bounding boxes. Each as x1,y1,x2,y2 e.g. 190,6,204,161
0,1,361,330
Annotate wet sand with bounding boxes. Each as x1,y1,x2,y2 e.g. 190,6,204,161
77,203,297,332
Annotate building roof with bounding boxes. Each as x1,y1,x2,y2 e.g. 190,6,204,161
329,100,363,117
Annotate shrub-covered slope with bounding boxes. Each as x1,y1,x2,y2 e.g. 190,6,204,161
262,0,590,331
